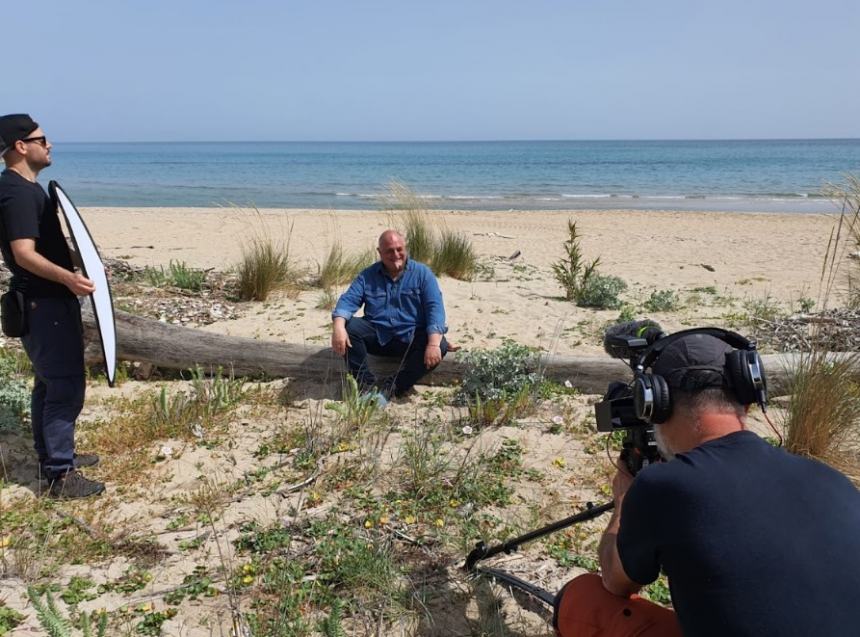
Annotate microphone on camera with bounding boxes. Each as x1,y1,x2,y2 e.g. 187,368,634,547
603,319,666,360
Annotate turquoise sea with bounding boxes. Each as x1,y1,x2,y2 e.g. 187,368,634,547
50,139,860,213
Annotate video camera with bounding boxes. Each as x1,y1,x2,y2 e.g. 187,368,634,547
594,320,666,475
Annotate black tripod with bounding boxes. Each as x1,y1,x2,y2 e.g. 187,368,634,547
463,500,615,606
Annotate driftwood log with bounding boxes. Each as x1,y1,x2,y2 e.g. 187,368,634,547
82,307,858,396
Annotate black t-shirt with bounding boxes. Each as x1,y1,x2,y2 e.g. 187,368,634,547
0,169,74,297
618,430,860,637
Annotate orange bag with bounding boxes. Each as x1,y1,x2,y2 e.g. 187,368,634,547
553,574,682,637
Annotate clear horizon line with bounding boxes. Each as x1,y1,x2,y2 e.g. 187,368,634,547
53,136,860,144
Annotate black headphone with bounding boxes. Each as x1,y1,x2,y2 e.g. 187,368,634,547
632,328,767,424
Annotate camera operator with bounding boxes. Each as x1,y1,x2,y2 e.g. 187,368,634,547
555,331,860,637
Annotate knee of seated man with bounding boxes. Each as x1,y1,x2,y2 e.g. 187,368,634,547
345,317,370,337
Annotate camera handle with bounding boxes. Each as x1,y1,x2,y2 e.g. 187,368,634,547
463,500,614,572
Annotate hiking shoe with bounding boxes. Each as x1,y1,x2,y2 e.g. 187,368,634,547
73,452,100,469
47,471,105,499
35,453,100,481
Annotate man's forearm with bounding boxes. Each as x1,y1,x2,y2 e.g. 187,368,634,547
427,332,442,348
598,505,641,597
13,248,74,287
598,508,623,574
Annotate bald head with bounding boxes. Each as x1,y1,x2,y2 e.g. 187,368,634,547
378,229,405,248
377,229,408,277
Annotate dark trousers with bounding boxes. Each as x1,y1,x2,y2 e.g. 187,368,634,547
345,317,448,396
20,296,85,479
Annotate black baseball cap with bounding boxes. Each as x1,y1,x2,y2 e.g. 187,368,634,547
0,114,40,156
651,333,733,390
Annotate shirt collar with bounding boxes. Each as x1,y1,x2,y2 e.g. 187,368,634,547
375,257,412,280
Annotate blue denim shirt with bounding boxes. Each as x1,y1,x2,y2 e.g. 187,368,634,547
332,259,446,345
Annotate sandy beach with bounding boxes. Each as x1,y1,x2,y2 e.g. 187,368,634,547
1,205,853,636
82,206,840,354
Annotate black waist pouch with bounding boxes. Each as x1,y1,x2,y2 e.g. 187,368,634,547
0,290,27,337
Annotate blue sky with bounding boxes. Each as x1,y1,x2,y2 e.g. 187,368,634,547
8,1,860,141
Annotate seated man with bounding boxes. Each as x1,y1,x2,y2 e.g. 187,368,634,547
331,229,449,399
555,331,860,637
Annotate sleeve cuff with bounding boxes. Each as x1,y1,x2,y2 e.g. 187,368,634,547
332,310,353,321
426,325,447,335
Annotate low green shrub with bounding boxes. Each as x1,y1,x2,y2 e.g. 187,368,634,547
576,273,628,309
644,289,681,312
143,260,207,291
456,340,539,404
0,349,29,431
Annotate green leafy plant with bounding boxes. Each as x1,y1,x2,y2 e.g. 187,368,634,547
551,219,600,302
576,273,628,309
643,289,680,312
456,341,540,425
457,341,538,403
0,349,29,431
0,604,25,635
188,366,245,418
163,566,218,605
143,260,207,291
26,587,73,637
326,375,384,428
318,600,346,637
60,576,98,607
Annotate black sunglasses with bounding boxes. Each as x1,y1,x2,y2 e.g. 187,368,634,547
21,136,48,147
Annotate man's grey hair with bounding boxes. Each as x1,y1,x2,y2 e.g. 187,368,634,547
673,386,746,424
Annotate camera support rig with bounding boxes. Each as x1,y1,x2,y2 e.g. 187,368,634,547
463,321,668,606
463,500,615,607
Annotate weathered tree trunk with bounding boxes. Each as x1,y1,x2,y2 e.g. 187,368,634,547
81,307,858,396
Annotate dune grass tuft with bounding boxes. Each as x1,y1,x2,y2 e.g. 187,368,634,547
780,177,860,483
382,181,477,280
235,213,300,301
237,238,294,302
782,351,860,481
319,243,374,289
403,210,435,264
431,229,477,280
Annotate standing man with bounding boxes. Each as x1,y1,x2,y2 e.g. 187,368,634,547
0,114,104,498
331,229,449,401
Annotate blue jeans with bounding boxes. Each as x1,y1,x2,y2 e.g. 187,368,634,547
20,296,85,479
345,317,448,396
